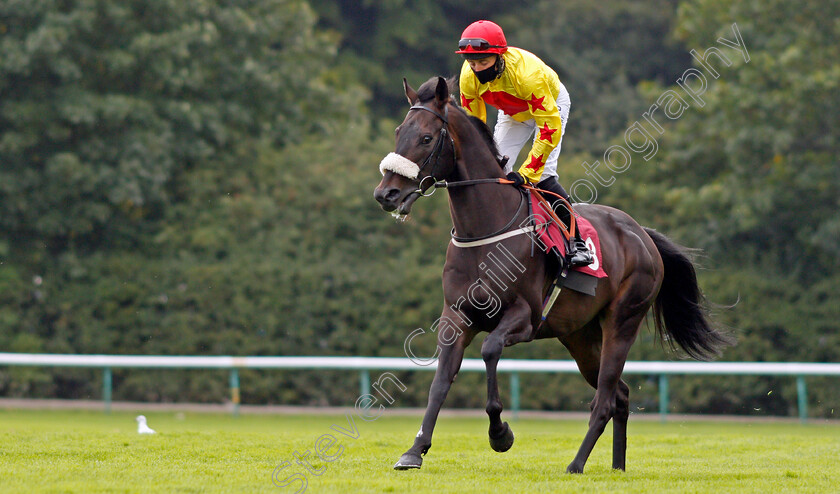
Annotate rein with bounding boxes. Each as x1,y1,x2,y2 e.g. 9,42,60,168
434,178,513,188
450,189,528,245
447,184,576,247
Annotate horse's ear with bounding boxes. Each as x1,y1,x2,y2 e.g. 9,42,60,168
403,78,418,105
434,76,450,107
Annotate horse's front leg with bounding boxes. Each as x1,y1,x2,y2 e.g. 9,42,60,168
394,324,475,470
482,297,534,453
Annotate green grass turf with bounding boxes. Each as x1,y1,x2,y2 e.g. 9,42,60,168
1,409,839,493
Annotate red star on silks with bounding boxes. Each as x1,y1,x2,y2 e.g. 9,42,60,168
461,94,474,112
538,122,557,142
527,93,546,112
525,153,545,171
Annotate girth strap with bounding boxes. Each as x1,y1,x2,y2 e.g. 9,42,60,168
450,224,542,248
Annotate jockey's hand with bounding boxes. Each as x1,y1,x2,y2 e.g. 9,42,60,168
506,172,525,187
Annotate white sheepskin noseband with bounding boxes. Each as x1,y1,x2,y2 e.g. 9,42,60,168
379,152,420,180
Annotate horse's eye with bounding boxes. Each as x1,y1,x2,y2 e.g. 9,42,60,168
422,135,433,144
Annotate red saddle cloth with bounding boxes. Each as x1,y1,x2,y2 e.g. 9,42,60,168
530,193,608,278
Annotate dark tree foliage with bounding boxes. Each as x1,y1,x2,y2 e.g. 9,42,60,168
0,0,837,417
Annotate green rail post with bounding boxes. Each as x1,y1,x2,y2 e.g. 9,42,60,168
796,376,808,423
360,369,370,397
103,367,112,414
230,368,240,417
658,374,669,422
510,372,520,421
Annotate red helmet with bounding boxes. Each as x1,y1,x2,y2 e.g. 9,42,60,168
455,20,508,59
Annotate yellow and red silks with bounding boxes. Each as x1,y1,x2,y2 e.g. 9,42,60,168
459,47,564,183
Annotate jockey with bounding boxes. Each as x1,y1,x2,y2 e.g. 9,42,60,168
456,20,592,267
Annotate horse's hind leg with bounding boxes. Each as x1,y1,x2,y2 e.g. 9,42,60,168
482,297,534,452
581,377,631,470
565,306,647,474
612,379,631,470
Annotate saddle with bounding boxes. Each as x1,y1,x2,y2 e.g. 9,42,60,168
527,189,607,299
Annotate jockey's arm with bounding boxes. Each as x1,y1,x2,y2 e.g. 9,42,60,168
518,76,563,184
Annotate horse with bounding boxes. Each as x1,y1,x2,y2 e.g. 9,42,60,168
373,76,733,473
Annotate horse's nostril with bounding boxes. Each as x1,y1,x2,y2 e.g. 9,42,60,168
385,188,401,202
374,187,402,208
375,187,398,203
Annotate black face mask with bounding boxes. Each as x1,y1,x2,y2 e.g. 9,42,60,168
472,56,505,84
474,65,497,84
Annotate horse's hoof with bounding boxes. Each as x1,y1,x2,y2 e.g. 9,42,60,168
394,453,423,470
489,422,515,452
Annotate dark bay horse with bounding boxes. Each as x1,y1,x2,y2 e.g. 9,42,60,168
373,76,733,473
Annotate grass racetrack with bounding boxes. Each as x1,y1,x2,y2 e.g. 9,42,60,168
1,409,839,493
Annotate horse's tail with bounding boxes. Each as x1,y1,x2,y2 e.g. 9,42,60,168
644,227,735,361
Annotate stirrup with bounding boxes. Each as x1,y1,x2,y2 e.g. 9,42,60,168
567,239,593,267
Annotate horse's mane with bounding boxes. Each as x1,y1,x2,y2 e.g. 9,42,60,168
416,76,502,169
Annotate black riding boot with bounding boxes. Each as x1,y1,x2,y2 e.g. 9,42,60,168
536,177,593,267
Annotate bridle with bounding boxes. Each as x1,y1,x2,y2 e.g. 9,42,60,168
407,103,456,195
